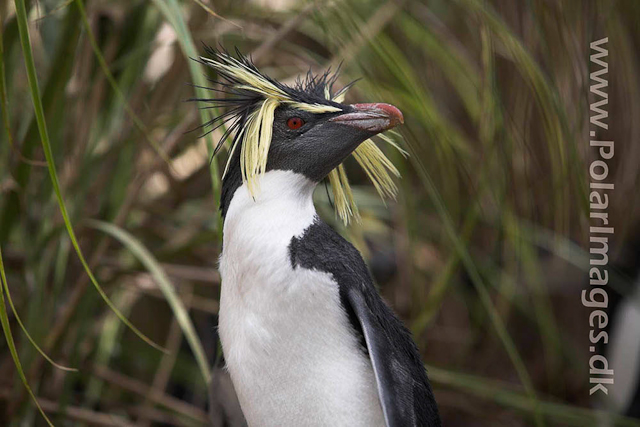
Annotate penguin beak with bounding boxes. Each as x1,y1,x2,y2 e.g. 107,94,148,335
329,103,404,133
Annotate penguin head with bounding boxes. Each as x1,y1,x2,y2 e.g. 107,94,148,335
195,47,405,223
263,101,403,183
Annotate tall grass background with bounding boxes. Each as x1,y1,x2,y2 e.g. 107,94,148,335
1,0,639,425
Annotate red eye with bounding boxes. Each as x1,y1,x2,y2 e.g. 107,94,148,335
287,117,304,130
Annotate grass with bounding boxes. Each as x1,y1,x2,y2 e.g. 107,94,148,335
1,0,639,425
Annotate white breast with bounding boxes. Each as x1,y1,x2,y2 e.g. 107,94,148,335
218,170,384,427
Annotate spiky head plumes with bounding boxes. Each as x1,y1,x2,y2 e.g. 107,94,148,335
194,47,406,224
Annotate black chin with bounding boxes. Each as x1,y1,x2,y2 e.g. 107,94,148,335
266,121,376,183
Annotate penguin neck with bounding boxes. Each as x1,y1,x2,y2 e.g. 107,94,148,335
220,147,317,223
221,168,318,246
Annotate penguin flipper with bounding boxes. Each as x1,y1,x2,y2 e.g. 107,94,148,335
345,284,441,427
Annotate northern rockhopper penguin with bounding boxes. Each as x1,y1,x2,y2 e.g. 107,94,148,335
195,48,441,427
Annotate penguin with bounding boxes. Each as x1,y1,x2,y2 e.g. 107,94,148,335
196,48,441,427
604,235,640,421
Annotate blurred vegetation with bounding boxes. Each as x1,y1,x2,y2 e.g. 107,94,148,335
1,0,640,425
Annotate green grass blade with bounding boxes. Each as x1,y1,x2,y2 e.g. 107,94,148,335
0,5,83,243
13,0,166,354
87,220,212,385
151,0,221,201
73,0,172,167
86,288,138,407
0,246,76,372
406,144,544,425
428,365,640,426
34,0,74,22
191,0,238,26
0,14,45,169
0,247,54,426
0,17,15,156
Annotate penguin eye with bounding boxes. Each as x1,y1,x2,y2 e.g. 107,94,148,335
287,117,304,130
